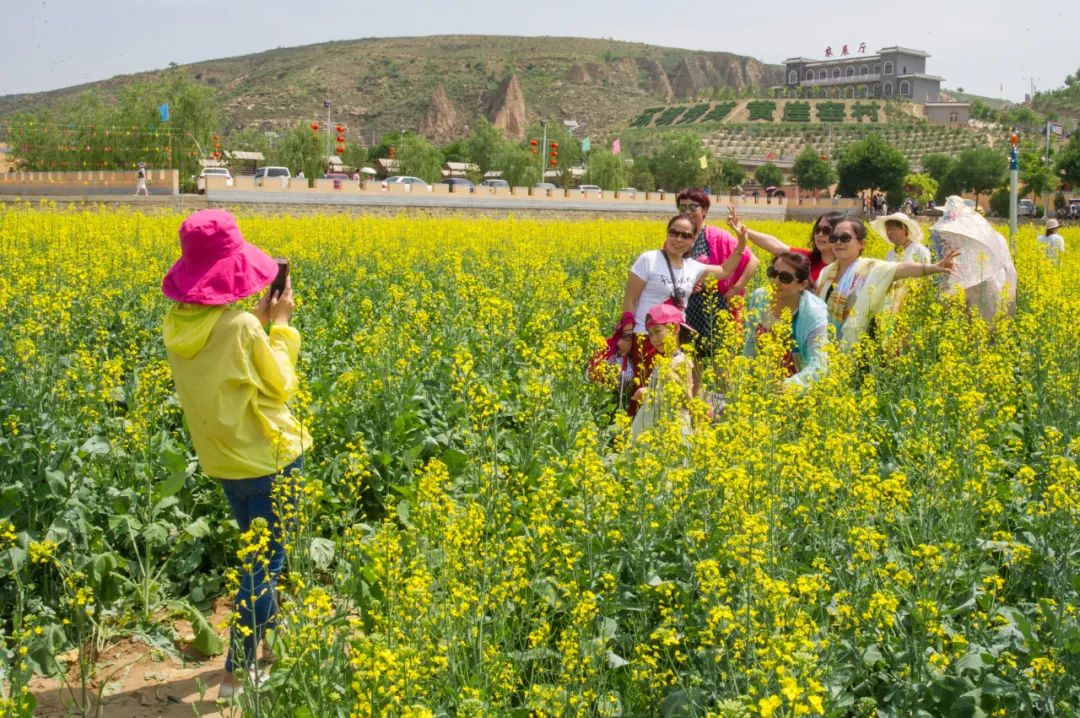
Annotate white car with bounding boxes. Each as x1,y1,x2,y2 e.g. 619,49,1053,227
1017,199,1035,217
254,166,291,187
579,184,602,196
480,178,510,189
381,175,430,191
196,167,232,193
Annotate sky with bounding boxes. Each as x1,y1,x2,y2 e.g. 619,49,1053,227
3,0,1076,101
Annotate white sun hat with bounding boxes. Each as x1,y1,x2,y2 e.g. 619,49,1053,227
870,212,924,245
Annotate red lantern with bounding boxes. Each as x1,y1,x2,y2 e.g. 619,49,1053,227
336,134,345,143
1009,132,1019,147
311,122,320,132
530,138,538,155
335,125,345,134
388,145,395,159
336,145,345,154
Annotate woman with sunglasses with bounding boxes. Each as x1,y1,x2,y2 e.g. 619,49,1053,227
727,206,845,284
816,218,958,347
743,252,829,388
620,214,749,409
673,188,758,350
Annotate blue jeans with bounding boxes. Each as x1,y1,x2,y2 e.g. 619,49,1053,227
218,457,302,672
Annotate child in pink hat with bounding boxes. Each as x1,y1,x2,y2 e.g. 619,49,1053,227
630,303,697,440
161,209,311,698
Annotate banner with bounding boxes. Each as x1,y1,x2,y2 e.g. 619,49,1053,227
699,154,708,169
158,104,169,122
611,138,621,155
581,137,591,153
1048,122,1063,136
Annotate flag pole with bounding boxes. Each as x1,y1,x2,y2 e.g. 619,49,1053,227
1008,130,1019,240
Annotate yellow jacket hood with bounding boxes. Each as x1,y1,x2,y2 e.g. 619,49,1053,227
163,304,227,359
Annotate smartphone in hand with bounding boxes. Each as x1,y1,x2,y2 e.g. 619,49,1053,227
269,258,290,300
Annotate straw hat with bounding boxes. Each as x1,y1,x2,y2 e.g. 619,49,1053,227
870,212,925,245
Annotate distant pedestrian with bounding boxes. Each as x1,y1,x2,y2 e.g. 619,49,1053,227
1037,219,1066,261
135,162,148,196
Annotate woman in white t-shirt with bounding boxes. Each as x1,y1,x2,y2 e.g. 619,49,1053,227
619,213,748,412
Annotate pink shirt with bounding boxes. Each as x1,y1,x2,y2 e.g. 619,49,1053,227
692,225,754,296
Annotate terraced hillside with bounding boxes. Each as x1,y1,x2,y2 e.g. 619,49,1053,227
699,124,1000,168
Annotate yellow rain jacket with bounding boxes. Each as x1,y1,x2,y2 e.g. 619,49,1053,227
163,304,311,479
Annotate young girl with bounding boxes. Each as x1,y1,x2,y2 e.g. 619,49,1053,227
630,304,696,440
161,209,312,699
588,316,636,413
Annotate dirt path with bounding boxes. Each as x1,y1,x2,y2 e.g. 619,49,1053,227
30,601,239,718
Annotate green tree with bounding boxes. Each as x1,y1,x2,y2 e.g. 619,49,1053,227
920,153,954,183
707,158,745,193
7,70,218,190
836,133,909,200
493,144,540,187
340,141,368,173
948,147,1006,207
650,132,705,191
791,147,836,194
523,121,582,168
904,173,938,204
754,162,784,190
272,123,324,184
988,184,1011,218
627,158,655,192
396,134,444,183
1055,132,1080,189
440,139,469,164
583,149,627,190
465,119,508,178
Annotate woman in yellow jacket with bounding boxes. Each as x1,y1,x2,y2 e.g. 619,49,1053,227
161,209,311,698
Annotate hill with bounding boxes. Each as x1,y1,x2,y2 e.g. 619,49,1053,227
0,35,783,143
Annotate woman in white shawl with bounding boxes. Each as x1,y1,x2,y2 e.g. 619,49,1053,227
817,218,959,347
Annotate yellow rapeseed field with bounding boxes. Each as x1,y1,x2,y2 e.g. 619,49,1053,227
0,202,1077,717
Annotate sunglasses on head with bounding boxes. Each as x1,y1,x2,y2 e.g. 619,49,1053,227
766,266,798,284
814,224,833,234
619,332,634,340
677,203,701,213
667,227,695,240
828,232,857,244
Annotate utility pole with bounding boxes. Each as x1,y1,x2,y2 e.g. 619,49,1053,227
1044,120,1053,218
540,120,548,179
1008,130,1019,240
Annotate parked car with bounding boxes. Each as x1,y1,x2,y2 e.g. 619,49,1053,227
196,167,232,193
534,182,557,190
1018,199,1035,217
617,187,637,197
381,175,430,190
323,173,352,181
579,184,602,196
1068,199,1080,220
253,166,291,187
443,177,474,191
480,178,510,189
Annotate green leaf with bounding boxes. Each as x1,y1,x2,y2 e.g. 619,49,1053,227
862,642,884,667
309,537,335,570
184,517,211,539
607,650,629,669
80,436,111,456
396,500,412,528
171,600,224,656
441,448,469,475
294,708,315,718
156,470,188,500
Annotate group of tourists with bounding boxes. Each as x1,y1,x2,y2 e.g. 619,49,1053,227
589,188,965,435
158,195,1034,697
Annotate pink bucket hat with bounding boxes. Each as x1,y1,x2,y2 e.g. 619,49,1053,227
161,210,278,305
645,303,694,332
